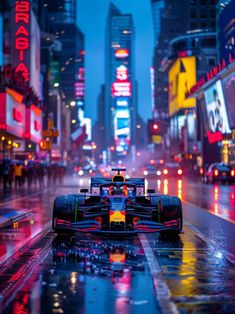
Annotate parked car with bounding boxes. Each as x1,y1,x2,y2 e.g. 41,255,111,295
202,163,235,184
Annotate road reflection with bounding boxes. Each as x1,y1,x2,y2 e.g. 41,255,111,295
3,235,159,314
152,176,235,223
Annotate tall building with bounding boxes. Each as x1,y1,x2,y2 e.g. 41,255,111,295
151,0,165,45
218,0,235,60
0,0,43,160
44,0,86,160
105,3,136,158
152,0,217,119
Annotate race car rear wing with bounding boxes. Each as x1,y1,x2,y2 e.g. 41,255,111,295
91,177,145,188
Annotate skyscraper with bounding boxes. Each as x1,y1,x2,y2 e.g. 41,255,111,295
105,3,136,158
151,0,165,45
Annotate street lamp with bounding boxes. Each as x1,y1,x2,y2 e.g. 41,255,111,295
70,101,76,107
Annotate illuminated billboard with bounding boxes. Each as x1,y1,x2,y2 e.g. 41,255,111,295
29,105,42,143
116,65,128,81
204,80,231,134
112,65,132,97
114,109,130,154
112,82,132,97
75,82,85,97
0,93,26,138
11,1,41,97
168,56,196,116
30,12,40,97
116,98,129,107
115,49,129,59
222,72,235,129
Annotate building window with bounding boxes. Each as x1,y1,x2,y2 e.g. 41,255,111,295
190,9,196,18
200,9,207,18
208,57,216,66
210,9,215,18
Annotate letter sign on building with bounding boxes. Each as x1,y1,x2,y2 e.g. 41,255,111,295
12,0,31,82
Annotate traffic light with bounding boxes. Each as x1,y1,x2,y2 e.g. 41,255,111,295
39,140,51,150
152,122,159,133
147,120,160,143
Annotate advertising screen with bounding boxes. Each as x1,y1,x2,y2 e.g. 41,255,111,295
168,56,196,116
30,105,42,143
30,12,41,97
116,98,129,107
222,72,235,129
204,80,231,134
0,93,26,138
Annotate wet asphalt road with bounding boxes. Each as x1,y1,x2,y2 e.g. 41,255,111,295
0,175,235,313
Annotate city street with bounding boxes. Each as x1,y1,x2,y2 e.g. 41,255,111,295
0,176,235,313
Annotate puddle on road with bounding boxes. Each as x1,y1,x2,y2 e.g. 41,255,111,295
3,234,161,314
147,226,235,313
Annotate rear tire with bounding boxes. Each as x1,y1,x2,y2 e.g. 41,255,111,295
159,195,183,234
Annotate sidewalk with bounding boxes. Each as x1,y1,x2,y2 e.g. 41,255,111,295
0,181,52,229
0,208,32,228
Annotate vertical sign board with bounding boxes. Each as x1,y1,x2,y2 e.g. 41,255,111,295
25,105,42,143
30,12,40,97
11,0,40,97
11,0,31,83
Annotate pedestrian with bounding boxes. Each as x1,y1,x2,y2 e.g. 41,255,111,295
2,161,10,190
27,164,34,187
14,162,23,190
8,163,14,189
38,164,45,187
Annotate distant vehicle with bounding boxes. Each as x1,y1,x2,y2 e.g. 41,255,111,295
52,168,183,235
160,162,183,178
143,161,183,179
202,163,235,184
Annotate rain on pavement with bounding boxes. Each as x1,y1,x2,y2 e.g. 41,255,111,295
0,176,235,313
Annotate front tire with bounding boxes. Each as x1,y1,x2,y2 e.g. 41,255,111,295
159,195,183,234
52,195,84,234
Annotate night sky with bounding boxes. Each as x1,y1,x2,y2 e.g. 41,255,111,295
76,0,154,124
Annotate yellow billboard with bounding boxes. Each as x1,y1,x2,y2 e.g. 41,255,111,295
168,56,196,116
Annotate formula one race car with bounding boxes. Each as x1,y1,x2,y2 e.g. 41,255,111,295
52,168,183,235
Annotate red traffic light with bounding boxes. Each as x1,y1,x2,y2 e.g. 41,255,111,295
153,123,159,130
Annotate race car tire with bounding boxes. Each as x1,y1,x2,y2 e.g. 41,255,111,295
53,195,84,234
150,195,160,205
159,195,183,233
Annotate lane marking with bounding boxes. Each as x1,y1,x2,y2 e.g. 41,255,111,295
184,220,235,265
138,233,179,314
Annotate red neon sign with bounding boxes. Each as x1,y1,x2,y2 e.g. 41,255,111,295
116,65,128,82
13,108,23,123
34,120,40,131
14,0,30,82
207,131,223,144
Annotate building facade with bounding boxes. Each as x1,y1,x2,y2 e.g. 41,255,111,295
105,3,137,158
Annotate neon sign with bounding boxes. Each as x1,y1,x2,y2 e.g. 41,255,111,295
13,108,23,123
112,82,132,97
187,54,235,97
115,49,129,59
14,0,31,82
207,131,223,144
116,65,128,82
